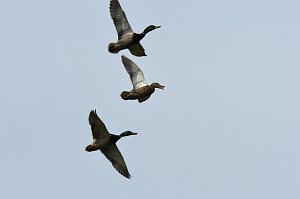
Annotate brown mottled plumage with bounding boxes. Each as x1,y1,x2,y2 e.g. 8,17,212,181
120,56,164,103
121,83,164,103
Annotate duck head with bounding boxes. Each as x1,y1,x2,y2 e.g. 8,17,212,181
151,82,165,90
120,131,138,137
142,25,161,35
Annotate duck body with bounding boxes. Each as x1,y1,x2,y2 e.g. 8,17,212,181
85,110,137,178
108,33,145,54
85,134,121,152
121,85,155,103
120,55,165,103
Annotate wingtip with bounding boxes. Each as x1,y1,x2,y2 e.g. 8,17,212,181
89,110,98,122
90,109,97,114
124,173,132,179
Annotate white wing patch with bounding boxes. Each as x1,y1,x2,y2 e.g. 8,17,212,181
121,55,147,89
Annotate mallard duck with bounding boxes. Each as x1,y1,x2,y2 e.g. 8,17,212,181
85,110,137,178
120,55,164,103
108,0,161,57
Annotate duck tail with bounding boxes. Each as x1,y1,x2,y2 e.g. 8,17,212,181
108,43,119,54
120,91,130,100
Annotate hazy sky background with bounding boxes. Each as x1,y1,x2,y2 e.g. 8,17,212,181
1,0,299,198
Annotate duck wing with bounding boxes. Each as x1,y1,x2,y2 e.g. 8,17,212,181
121,55,147,89
128,43,146,57
101,144,131,179
138,95,151,103
110,0,134,39
88,110,109,140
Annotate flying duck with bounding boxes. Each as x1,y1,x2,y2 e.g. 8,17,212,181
120,55,164,103
108,0,161,56
85,110,137,178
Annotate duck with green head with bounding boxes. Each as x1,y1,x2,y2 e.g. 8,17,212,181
85,110,137,178
108,0,161,57
120,55,165,103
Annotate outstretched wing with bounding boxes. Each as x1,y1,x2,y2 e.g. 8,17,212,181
121,55,147,89
128,43,146,57
101,144,131,178
88,110,109,140
110,0,134,39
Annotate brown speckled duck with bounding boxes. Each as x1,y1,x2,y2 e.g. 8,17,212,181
108,0,161,57
85,110,137,178
120,55,165,103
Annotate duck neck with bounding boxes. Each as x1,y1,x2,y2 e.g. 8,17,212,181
142,26,155,35
138,26,154,39
136,33,146,41
110,134,121,144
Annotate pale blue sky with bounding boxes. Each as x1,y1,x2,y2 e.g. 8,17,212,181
1,0,299,198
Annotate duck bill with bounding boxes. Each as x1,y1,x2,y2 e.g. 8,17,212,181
159,85,165,90
155,25,161,29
